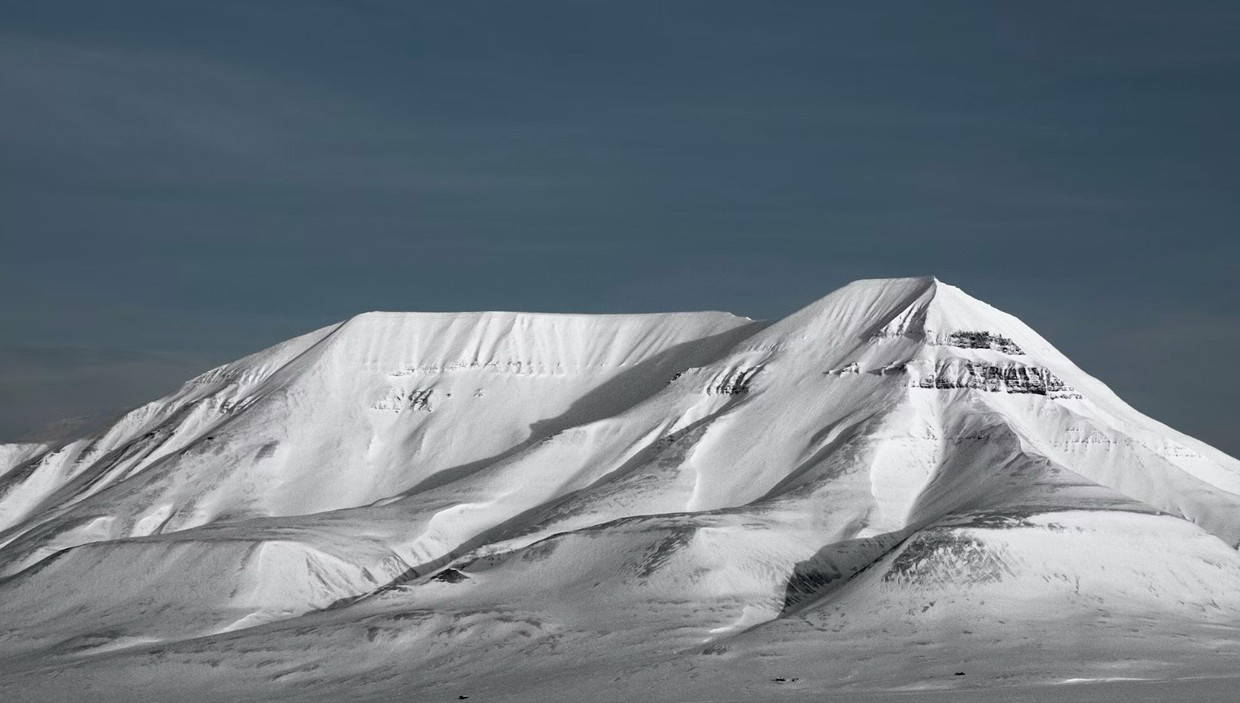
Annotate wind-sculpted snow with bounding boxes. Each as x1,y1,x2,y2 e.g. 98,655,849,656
1,277,1239,703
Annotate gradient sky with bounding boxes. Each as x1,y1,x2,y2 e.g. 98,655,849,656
1,1,1237,455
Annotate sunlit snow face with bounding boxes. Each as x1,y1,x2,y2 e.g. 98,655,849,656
2,277,1239,702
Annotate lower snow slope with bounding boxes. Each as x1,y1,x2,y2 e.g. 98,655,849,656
0,277,1238,701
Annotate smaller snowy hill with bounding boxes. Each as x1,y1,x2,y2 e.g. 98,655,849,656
1,277,1238,703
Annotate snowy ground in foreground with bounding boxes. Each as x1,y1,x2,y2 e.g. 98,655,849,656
2,618,1237,703
1,277,1238,701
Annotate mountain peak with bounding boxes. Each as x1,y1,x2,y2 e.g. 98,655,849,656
2,279,1240,702
747,275,1012,356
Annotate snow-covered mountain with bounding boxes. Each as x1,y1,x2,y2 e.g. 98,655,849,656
2,277,1238,702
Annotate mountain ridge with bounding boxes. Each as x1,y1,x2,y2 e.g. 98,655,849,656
1,276,1238,702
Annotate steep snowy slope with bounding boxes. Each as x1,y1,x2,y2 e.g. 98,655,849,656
1,277,1238,702
0,310,758,643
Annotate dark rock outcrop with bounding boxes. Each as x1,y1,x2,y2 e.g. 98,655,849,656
945,331,1023,355
912,361,1079,398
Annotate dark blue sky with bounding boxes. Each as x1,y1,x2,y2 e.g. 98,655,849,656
2,1,1237,455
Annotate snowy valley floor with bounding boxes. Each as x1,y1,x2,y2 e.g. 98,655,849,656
1,595,1237,702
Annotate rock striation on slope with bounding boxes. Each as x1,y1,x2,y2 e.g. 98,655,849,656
1,277,1238,702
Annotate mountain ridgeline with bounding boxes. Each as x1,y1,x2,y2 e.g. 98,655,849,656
2,277,1238,702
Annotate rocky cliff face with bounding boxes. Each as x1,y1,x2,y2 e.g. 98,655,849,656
909,359,1080,398
941,330,1024,354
